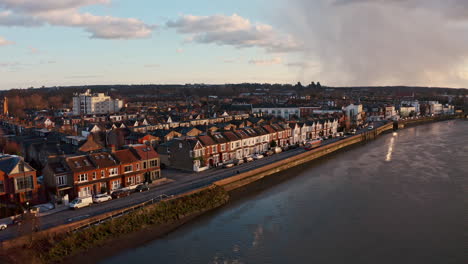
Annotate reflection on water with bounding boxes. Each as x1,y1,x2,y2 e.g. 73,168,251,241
103,120,467,264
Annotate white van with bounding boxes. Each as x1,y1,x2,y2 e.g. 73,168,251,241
69,196,93,209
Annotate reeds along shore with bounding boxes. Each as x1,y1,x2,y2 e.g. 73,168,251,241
1,186,230,264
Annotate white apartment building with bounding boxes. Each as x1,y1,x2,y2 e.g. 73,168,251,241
343,104,363,125
72,89,123,116
252,104,300,120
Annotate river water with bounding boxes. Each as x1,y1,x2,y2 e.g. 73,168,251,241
103,120,467,264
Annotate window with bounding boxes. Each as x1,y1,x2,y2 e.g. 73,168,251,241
127,176,135,185
79,186,91,197
92,172,97,180
111,180,121,190
124,165,133,173
150,159,158,167
212,146,217,153
109,168,118,176
15,176,34,191
143,161,147,169
101,170,105,177
78,173,88,182
221,144,226,151
56,175,66,186
136,163,140,170
0,180,4,193
136,175,141,183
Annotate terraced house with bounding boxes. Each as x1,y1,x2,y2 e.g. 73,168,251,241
43,145,161,201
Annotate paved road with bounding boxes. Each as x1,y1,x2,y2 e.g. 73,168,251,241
0,122,388,241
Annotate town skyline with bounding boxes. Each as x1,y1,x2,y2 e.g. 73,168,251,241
2,0,468,90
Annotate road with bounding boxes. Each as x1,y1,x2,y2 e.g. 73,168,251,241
0,122,387,241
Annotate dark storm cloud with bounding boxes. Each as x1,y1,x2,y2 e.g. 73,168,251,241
280,0,468,87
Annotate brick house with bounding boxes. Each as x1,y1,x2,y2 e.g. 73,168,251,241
128,145,161,182
112,149,143,188
0,155,39,205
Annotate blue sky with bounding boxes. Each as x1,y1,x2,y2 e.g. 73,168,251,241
0,0,303,90
1,0,467,90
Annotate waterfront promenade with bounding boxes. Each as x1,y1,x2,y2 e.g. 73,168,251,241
0,116,457,242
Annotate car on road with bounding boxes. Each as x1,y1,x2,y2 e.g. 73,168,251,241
233,159,244,165
273,147,282,154
69,196,93,209
252,154,264,160
222,162,235,168
0,223,7,230
135,184,150,192
368,125,374,130
111,189,132,199
93,193,112,203
243,156,254,162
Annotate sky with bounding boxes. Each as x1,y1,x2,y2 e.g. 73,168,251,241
0,0,467,90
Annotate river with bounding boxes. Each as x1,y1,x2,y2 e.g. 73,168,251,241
102,120,467,264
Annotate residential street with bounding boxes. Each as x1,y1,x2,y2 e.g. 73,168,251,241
0,123,383,241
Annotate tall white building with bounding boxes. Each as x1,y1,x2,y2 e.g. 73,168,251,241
72,89,123,116
252,104,300,119
343,104,363,125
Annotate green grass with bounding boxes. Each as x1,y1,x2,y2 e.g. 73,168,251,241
26,186,229,263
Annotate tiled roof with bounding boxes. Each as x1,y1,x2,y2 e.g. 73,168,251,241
78,135,103,153
112,149,139,164
198,135,217,146
131,145,159,160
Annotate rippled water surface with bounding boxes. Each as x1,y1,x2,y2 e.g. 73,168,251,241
103,120,467,264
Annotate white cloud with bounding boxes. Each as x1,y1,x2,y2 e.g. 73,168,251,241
0,0,154,39
167,14,302,53
0,10,43,27
248,57,283,65
0,36,14,46
0,0,110,13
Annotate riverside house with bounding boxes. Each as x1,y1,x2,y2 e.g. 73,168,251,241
0,155,39,205
44,146,162,201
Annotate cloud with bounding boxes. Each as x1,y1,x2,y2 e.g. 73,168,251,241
0,36,14,46
0,10,44,27
0,0,110,13
248,57,282,65
176,48,184,53
167,14,302,53
279,0,468,87
0,0,154,39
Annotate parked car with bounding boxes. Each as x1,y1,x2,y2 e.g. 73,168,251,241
135,184,150,192
264,150,274,156
222,162,234,168
233,159,244,165
111,189,132,199
274,147,282,154
243,156,254,162
69,196,93,209
93,193,112,203
253,154,264,160
0,223,7,231
368,126,374,130
281,146,289,152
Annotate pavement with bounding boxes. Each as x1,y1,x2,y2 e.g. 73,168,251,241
0,122,387,241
